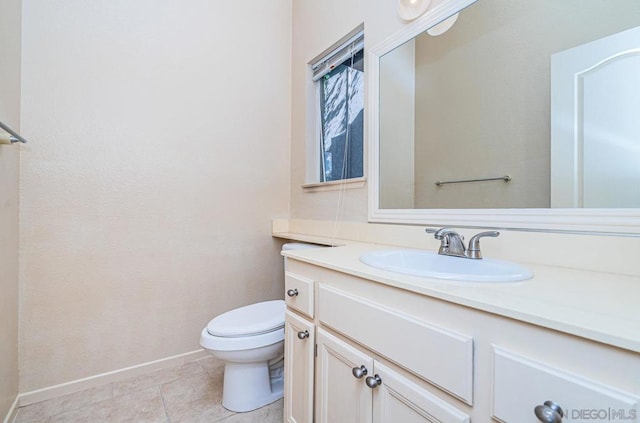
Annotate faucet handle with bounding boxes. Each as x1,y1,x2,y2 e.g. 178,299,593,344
467,231,500,259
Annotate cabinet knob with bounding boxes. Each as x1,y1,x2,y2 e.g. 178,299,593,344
297,330,310,340
534,400,564,423
287,289,299,297
352,365,368,379
365,374,382,389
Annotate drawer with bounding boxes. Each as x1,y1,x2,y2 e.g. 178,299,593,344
318,283,474,404
285,271,314,318
492,346,640,422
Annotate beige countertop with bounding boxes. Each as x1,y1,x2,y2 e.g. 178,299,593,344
275,232,640,354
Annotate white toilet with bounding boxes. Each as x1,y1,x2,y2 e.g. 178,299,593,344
200,299,286,412
199,243,321,412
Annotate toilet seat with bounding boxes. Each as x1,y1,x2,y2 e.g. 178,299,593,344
206,300,285,337
200,327,284,351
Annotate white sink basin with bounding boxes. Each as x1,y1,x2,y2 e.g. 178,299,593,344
360,249,533,282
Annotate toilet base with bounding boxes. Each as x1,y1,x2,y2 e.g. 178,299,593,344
221,360,284,412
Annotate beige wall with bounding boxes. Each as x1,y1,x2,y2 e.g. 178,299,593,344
0,0,21,417
19,0,291,392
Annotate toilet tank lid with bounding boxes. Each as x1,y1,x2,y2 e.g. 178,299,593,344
207,300,286,337
282,242,323,251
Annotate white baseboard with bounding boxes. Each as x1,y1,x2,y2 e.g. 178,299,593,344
2,395,19,423
18,349,208,407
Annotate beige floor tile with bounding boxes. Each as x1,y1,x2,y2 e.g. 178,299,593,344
47,402,111,423
105,387,167,423
161,372,231,421
178,360,205,377
220,399,284,423
48,386,166,423
112,361,203,397
13,383,113,422
12,403,48,423
168,397,235,423
197,356,224,374
46,383,114,415
13,357,282,423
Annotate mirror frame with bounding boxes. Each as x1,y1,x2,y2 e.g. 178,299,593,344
367,0,640,235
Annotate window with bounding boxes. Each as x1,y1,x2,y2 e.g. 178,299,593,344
311,29,364,183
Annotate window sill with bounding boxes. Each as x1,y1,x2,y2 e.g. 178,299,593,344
302,177,367,193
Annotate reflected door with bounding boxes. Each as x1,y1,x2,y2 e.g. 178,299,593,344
551,26,640,208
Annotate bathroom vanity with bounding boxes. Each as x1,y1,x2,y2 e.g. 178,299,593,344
280,242,640,423
281,0,640,419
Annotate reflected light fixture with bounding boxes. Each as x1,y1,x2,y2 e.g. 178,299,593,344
397,0,432,21
427,13,459,36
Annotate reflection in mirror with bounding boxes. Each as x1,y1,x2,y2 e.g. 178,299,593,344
378,0,640,210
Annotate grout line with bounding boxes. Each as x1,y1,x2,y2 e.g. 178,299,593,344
159,386,171,423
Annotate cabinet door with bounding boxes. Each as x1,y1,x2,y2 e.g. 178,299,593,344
285,311,315,423
372,361,470,423
316,328,374,423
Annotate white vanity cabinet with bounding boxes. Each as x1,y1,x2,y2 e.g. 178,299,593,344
284,270,316,423
283,258,640,423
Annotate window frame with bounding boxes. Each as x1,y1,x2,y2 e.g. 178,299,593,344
303,25,366,191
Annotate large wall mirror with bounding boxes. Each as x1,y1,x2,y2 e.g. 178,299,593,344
368,0,640,234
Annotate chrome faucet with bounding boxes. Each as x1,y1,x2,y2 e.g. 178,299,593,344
426,228,499,259
433,228,467,258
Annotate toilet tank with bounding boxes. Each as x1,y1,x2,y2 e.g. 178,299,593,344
282,243,323,270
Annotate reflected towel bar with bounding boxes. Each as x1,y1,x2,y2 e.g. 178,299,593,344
435,175,511,186
0,120,28,143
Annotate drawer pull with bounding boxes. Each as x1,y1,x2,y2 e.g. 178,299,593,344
287,289,299,297
297,330,310,340
365,374,382,389
352,365,368,379
534,400,564,423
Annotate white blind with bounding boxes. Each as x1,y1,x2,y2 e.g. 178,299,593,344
311,30,364,82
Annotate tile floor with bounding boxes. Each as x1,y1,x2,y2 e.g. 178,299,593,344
12,356,283,423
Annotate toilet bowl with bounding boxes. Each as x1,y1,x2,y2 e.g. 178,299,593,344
200,300,286,412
